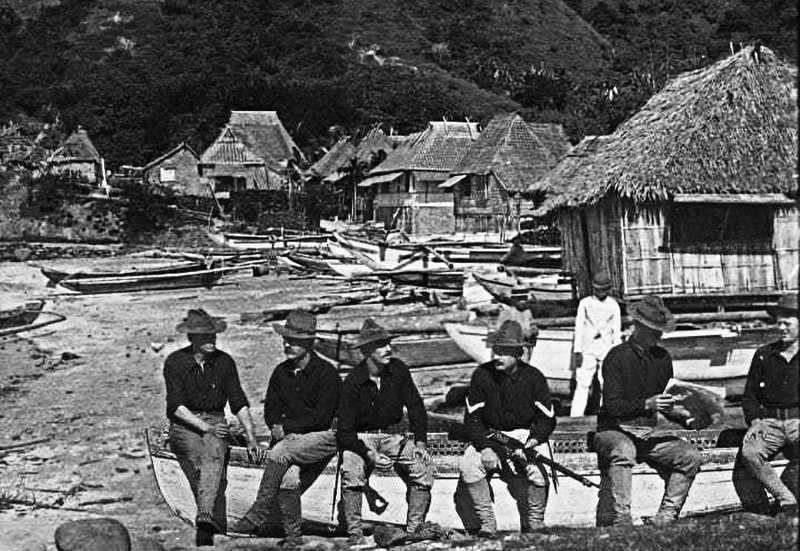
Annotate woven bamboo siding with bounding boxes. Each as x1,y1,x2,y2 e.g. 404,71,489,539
454,174,515,234
621,205,672,295
773,206,799,289
558,210,592,297
584,200,624,297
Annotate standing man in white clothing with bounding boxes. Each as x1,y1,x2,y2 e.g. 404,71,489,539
570,273,621,417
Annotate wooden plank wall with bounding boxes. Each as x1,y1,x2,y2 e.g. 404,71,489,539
621,204,673,295
557,210,592,296
585,199,624,298
773,206,799,290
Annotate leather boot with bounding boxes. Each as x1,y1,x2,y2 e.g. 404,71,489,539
650,471,696,525
519,484,548,532
455,479,496,537
341,487,365,541
231,459,290,533
278,488,303,546
405,483,432,536
596,465,632,527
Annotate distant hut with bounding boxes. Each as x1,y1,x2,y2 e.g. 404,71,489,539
362,121,479,235
198,111,304,196
48,127,102,183
142,142,206,196
536,46,798,304
443,113,569,236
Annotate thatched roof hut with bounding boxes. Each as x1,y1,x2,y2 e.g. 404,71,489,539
538,46,798,304
308,139,356,182
48,127,102,183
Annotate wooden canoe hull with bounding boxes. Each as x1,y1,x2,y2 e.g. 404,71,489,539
40,261,205,285
218,232,328,251
0,300,44,329
443,323,750,397
473,272,575,302
373,270,465,291
147,429,787,531
58,268,225,294
315,334,472,368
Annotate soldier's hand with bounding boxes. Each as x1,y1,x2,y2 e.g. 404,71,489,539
367,450,393,469
208,423,230,439
480,448,501,471
645,394,675,412
524,437,538,450
413,441,431,464
270,424,285,443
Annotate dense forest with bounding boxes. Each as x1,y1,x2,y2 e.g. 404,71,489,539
0,0,796,167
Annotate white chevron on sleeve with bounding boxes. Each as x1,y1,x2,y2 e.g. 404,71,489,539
534,401,555,418
465,397,486,414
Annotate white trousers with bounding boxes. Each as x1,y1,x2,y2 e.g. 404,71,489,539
569,353,604,417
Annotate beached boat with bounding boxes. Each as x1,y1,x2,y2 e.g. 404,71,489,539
315,333,472,369
473,272,575,303
58,267,226,294
285,252,338,275
210,231,327,251
0,312,66,337
0,300,44,329
334,233,451,271
316,307,470,335
443,323,751,397
371,269,465,291
40,261,208,286
323,261,374,278
147,425,785,532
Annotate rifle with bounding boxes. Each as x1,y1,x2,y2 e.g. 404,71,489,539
486,430,600,489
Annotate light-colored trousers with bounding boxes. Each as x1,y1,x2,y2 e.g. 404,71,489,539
570,352,605,417
341,433,434,489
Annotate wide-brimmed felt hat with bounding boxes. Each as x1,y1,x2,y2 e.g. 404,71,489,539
486,320,525,348
767,293,798,318
629,295,675,333
273,309,317,340
350,318,394,349
592,273,612,290
175,308,227,334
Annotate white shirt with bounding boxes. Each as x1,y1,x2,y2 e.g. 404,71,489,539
573,295,621,357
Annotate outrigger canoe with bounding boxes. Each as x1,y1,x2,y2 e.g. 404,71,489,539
443,323,752,398
58,266,227,294
40,261,208,286
147,425,787,532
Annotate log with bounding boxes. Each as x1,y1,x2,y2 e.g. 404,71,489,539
0,437,50,452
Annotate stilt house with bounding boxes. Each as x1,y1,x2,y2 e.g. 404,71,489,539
442,113,569,236
198,111,304,196
535,46,798,305
361,121,479,235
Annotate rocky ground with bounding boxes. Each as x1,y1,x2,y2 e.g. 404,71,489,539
0,257,797,551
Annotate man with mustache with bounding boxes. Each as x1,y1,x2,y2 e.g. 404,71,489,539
454,319,556,536
735,293,798,513
232,309,341,546
337,318,433,548
163,308,259,546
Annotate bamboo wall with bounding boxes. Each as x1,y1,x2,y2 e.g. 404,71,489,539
773,206,799,290
453,174,518,234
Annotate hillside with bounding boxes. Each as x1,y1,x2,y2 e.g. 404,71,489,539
0,0,611,166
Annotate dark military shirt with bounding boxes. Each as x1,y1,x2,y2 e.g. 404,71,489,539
463,361,556,452
597,339,673,431
263,352,341,434
163,346,249,421
742,340,799,424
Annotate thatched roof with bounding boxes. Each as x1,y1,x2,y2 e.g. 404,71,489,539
48,127,100,164
309,139,356,179
227,111,306,168
200,126,265,166
354,127,401,165
537,45,798,212
453,113,569,193
370,121,479,175
143,142,198,171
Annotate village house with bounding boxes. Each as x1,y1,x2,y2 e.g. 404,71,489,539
361,121,479,235
535,46,798,306
198,111,305,197
142,142,207,196
47,127,103,184
442,113,570,237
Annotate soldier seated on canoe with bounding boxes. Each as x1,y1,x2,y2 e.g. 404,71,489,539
231,310,341,546
337,318,434,548
593,295,702,527
734,293,798,514
163,308,259,547
454,319,556,536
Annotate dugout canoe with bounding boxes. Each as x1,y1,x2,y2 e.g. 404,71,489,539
146,425,788,532
210,231,327,251
473,272,575,303
371,269,465,291
443,323,751,397
314,333,472,369
57,266,226,294
39,261,208,286
0,299,44,330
